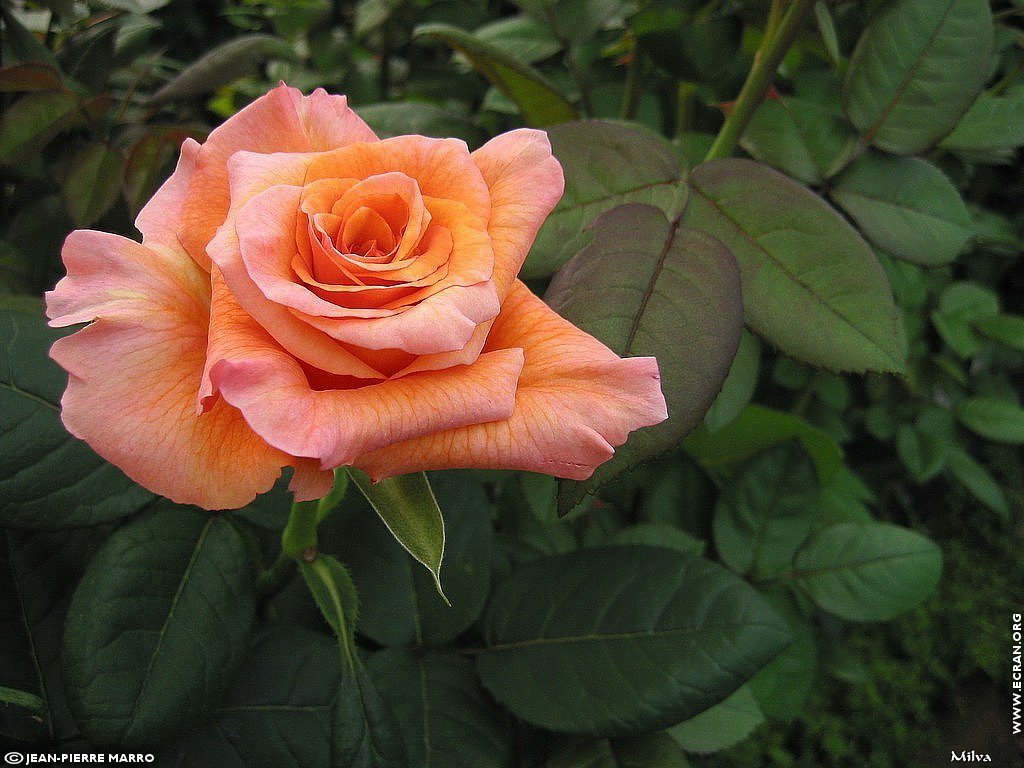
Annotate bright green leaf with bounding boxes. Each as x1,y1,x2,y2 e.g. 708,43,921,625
547,206,742,512
843,0,993,154
63,506,256,746
685,159,906,373
478,546,791,736
955,398,1024,444
973,314,1024,352
830,151,973,266
347,468,447,602
414,23,577,126
792,522,942,621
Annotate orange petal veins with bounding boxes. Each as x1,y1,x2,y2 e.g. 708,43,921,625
354,280,668,480
45,230,332,508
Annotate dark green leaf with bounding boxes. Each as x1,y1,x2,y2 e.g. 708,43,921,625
0,7,60,70
830,151,972,266
0,63,62,93
703,331,760,434
63,506,256,746
955,398,1024,444
712,444,819,579
365,649,514,768
547,205,742,511
944,448,1010,520
843,0,993,153
151,35,299,104
973,314,1024,352
792,522,942,621
414,23,577,126
606,524,704,556
547,733,691,767
940,86,1024,154
328,471,493,646
347,469,447,602
667,685,764,754
636,14,742,82
0,307,154,529
930,281,999,357
684,159,905,373
0,90,79,165
478,546,791,736
473,15,561,63
747,594,816,722
355,102,487,146
526,120,686,279
122,128,190,217
63,143,126,227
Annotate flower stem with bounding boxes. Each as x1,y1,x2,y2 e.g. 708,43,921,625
703,0,818,162
281,498,321,562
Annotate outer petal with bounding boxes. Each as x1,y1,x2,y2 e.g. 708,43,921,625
354,280,668,481
45,230,331,508
135,137,201,254
179,85,378,269
471,129,564,300
202,287,526,468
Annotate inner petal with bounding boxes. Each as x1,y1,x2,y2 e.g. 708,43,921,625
339,205,397,256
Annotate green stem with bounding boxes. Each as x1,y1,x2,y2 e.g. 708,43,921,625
703,0,818,162
675,81,697,139
255,549,296,599
281,498,321,562
620,39,644,121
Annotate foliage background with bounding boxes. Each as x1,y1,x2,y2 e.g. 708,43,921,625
1,0,1023,766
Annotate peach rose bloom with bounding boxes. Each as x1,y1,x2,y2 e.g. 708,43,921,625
45,85,667,510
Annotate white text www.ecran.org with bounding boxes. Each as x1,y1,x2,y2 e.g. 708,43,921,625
1013,613,1021,735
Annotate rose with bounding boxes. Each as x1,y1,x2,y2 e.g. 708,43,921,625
45,85,667,510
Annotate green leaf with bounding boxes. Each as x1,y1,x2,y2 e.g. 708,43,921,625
347,469,447,602
300,555,407,768
607,524,705,556
703,331,760,434
684,159,905,373
63,505,256,746
167,627,338,768
740,97,859,185
973,314,1024,352
0,63,63,93
415,23,576,126
0,307,154,529
328,471,492,646
636,14,742,82
547,204,742,511
747,594,817,721
712,444,819,580
525,120,686,279
477,546,791,736
0,90,79,165
122,127,190,216
842,0,993,154
955,398,1024,444
830,151,972,266
940,87,1024,155
684,405,843,483
547,733,692,767
365,649,514,768
945,448,1010,520
355,102,487,146
62,143,126,227
473,15,562,63
0,6,61,70
930,281,999,357
792,522,942,621
667,685,764,754
151,35,299,104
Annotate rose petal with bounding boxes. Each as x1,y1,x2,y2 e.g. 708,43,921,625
178,84,378,270
202,289,526,468
135,137,200,253
45,230,332,508
354,280,668,480
471,128,564,300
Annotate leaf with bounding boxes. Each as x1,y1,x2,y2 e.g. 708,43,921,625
973,314,1024,352
122,127,191,216
684,405,843,483
546,205,742,511
842,0,993,154
477,546,791,736
547,733,692,767
684,159,906,373
0,6,60,70
955,398,1024,444
0,90,79,165
792,522,942,621
347,468,447,602
930,281,999,357
635,13,743,82
151,35,298,104
747,594,817,722
712,443,819,580
0,63,62,93
167,627,338,768
327,471,493,646
0,307,154,530
703,331,760,434
473,15,562,63
62,505,256,746
525,120,686,279
829,151,973,266
62,143,126,227
364,649,515,768
606,524,705,556
667,685,764,754
940,87,1024,154
944,448,1010,520
300,555,407,768
414,23,577,127
355,102,487,146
